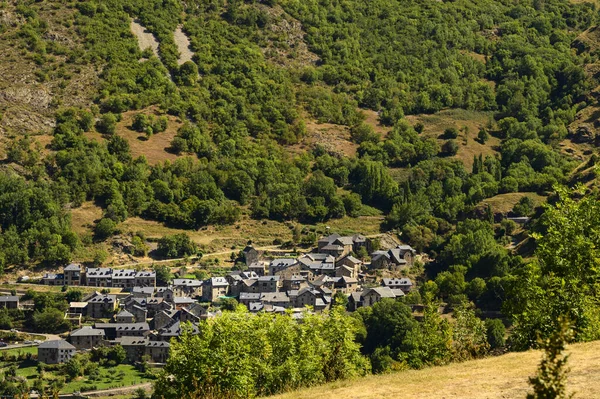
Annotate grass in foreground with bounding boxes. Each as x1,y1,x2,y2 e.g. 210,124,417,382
271,340,600,399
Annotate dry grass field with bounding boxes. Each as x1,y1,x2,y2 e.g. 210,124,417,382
476,192,547,215
272,340,600,399
406,109,499,171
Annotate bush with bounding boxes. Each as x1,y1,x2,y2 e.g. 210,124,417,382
444,127,459,139
442,139,459,156
485,319,506,349
94,218,116,240
96,113,117,135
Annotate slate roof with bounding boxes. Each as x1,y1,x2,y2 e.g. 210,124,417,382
95,322,149,331
260,292,290,303
64,263,82,271
258,275,280,282
71,326,105,337
208,277,229,287
382,278,413,287
172,279,202,287
159,321,199,337
39,340,75,350
116,310,134,318
239,292,261,301
363,287,396,298
0,296,19,302
89,294,116,304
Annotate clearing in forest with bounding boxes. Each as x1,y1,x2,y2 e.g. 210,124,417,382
130,19,159,57
174,26,194,65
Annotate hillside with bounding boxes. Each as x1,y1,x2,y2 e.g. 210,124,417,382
273,340,600,399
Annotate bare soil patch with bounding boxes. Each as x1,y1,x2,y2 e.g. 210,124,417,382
174,26,194,65
130,19,159,57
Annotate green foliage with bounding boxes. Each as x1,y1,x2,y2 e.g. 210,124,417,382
512,196,535,217
527,318,574,399
95,218,116,240
451,304,489,361
153,264,172,286
96,113,118,135
506,187,600,349
32,308,70,333
154,307,369,399
485,319,506,349
157,233,198,258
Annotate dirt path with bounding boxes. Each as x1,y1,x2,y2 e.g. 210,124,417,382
174,25,194,65
130,19,159,57
69,382,152,398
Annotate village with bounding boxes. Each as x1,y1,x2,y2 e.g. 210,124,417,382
0,233,418,367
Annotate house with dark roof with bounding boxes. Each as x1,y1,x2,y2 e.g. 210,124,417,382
202,277,229,302
95,322,150,340
42,273,64,286
38,340,75,364
247,261,266,277
239,292,261,307
360,287,403,307
260,292,290,308
70,326,105,350
282,275,308,291
257,275,281,293
318,234,367,258
85,267,113,287
145,340,170,363
115,309,136,323
171,279,203,297
134,271,156,287
146,297,172,317
64,263,82,286
115,336,148,362
87,294,117,319
242,245,259,266
381,278,413,293
111,269,136,289
0,296,19,309
132,287,155,298
370,245,416,270
157,320,199,342
269,258,299,276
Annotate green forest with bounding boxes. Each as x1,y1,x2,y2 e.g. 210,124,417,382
2,0,600,396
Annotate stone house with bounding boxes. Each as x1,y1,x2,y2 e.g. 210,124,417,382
134,271,156,287
64,263,82,286
202,277,229,302
242,245,259,266
95,322,150,340
38,340,75,364
115,309,136,323
269,258,298,276
69,326,105,350
85,268,113,287
0,296,19,309
145,340,170,363
111,269,136,289
87,294,117,319
248,261,266,277
171,279,203,298
257,275,281,293
370,245,416,270
381,278,413,293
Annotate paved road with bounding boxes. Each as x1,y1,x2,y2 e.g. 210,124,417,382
0,329,62,349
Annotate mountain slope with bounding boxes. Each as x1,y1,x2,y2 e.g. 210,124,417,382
272,340,600,399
